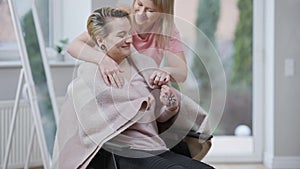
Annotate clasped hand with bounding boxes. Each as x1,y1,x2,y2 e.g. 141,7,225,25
146,85,179,112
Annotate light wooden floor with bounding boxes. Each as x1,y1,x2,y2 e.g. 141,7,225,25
210,163,270,169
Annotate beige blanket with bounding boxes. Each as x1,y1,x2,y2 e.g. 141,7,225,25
52,52,209,169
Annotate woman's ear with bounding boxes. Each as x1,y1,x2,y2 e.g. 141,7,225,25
96,38,107,52
96,37,103,47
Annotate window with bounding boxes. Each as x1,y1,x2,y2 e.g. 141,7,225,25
0,0,51,61
0,0,18,60
175,0,263,162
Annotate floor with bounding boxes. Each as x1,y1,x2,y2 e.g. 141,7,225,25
211,163,270,169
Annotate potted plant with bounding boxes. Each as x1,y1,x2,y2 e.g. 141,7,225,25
55,38,69,61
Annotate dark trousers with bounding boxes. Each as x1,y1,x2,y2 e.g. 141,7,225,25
87,148,214,169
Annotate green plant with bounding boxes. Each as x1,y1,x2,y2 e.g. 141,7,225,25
196,0,220,44
231,0,253,89
55,38,69,54
191,0,220,110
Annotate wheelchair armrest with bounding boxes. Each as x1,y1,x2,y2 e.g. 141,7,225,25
186,131,213,141
168,128,213,141
182,131,212,161
102,141,130,152
166,130,213,160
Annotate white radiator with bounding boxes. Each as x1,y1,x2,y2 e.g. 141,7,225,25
0,100,42,169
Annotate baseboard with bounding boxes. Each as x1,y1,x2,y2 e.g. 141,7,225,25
264,152,300,169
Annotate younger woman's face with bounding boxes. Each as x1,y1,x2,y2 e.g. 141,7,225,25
133,0,160,30
101,17,132,63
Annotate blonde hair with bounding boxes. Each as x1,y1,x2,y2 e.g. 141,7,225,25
151,0,174,15
133,0,175,49
87,7,129,45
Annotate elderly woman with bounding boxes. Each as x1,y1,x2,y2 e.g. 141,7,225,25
52,7,213,169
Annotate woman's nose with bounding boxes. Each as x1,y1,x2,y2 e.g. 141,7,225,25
137,7,145,16
125,35,133,43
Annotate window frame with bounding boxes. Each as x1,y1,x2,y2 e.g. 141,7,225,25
204,0,265,163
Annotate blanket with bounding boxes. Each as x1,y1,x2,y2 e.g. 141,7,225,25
52,51,209,169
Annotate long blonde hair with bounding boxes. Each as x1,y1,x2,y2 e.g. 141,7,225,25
132,0,175,49
87,7,129,45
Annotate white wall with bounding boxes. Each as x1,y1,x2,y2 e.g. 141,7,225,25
274,0,300,156
0,64,76,100
91,0,119,10
61,0,91,42
60,0,134,42
264,0,300,168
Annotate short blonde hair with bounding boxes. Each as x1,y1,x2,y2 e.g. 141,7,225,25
87,7,129,44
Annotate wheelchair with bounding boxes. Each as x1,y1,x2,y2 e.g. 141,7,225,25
87,130,213,169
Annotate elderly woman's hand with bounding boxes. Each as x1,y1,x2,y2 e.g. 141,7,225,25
150,70,170,86
159,85,179,111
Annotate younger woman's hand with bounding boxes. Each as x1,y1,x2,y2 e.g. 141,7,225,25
159,85,179,111
150,70,170,86
99,56,124,88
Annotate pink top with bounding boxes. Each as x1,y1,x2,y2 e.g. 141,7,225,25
132,25,184,65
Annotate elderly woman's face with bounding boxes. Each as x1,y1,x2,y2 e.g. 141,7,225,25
103,17,132,62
